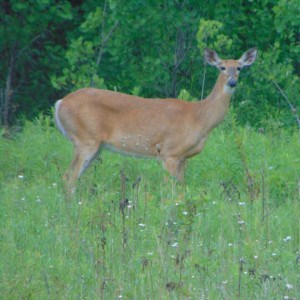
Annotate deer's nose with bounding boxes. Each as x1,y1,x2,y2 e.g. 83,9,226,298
228,78,237,88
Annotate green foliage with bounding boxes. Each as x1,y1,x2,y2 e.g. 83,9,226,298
273,0,300,61
0,0,74,123
0,117,299,298
178,89,196,101
0,0,299,128
234,47,300,128
51,7,107,91
197,19,233,54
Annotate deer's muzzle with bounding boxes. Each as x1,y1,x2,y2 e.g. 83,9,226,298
227,78,237,88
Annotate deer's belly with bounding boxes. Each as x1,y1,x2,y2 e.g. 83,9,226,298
102,142,156,158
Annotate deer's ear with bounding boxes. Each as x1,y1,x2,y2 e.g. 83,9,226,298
239,48,257,68
204,48,221,66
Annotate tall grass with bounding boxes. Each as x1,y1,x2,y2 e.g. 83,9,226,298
0,114,299,299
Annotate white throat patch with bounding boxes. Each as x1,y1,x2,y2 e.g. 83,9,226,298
223,85,235,94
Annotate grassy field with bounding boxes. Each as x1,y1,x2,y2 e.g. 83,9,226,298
0,114,299,299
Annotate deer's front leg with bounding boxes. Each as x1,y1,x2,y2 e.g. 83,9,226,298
162,157,186,183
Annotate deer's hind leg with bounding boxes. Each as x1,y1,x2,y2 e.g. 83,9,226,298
64,140,101,192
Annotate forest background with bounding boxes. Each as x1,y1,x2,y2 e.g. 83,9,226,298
0,0,299,130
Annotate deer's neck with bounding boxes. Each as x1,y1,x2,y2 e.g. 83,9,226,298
197,73,234,133
207,73,234,102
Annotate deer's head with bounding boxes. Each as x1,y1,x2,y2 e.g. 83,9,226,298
205,48,257,90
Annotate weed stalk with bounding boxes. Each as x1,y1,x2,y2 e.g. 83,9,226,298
236,212,245,298
119,169,128,250
233,127,257,218
238,257,245,298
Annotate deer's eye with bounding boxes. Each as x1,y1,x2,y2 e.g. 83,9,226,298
220,66,226,71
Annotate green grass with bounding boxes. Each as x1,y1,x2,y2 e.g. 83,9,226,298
0,115,299,299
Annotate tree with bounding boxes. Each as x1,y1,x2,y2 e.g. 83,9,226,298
0,0,73,128
0,0,299,129
52,0,201,98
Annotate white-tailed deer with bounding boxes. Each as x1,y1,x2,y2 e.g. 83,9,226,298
55,48,257,190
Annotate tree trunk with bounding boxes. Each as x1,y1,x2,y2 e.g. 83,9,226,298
3,59,13,129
